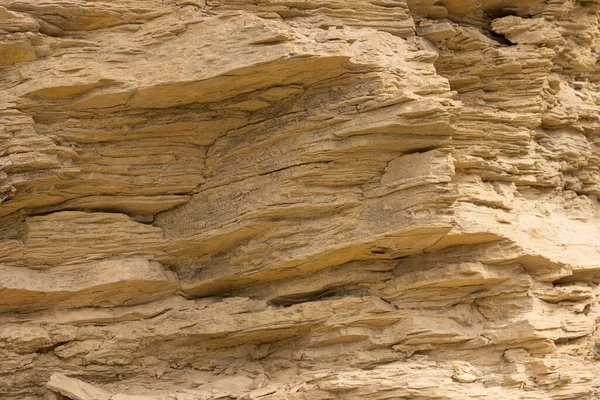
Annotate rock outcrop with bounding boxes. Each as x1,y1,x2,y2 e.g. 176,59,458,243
1,0,600,399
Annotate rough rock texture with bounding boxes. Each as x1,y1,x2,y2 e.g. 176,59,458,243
1,0,600,399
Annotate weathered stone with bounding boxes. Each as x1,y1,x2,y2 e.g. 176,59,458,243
1,0,599,399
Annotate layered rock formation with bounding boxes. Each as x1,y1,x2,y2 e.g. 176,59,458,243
1,0,600,399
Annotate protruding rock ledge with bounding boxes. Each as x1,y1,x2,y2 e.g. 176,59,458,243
0,258,177,312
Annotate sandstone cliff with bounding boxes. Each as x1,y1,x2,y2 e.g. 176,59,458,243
1,0,600,399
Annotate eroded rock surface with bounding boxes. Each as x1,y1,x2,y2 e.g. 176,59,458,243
1,0,600,399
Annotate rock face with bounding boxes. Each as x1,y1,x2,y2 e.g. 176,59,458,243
1,0,600,399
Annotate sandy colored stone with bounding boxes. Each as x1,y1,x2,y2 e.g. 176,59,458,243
0,0,599,399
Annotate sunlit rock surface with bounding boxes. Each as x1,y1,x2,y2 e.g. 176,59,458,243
1,0,600,399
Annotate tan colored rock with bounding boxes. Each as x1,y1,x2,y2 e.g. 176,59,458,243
1,0,600,399
0,258,177,312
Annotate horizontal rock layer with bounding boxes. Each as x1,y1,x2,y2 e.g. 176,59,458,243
1,0,600,399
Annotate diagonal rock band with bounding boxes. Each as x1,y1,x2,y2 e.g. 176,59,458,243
1,0,600,399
